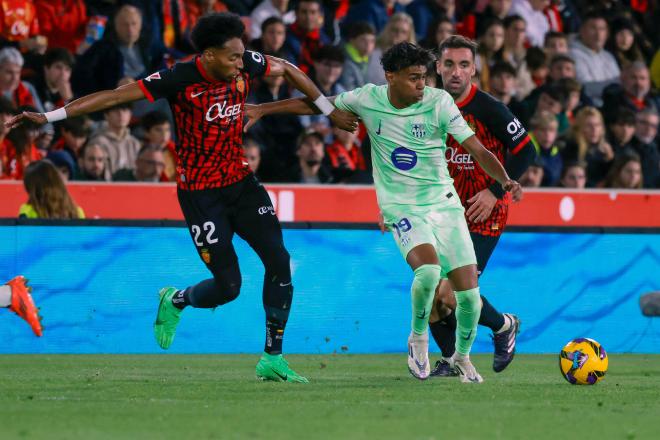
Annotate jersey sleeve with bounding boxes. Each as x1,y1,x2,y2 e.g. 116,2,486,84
242,50,269,78
442,98,474,144
333,86,364,115
488,101,531,154
137,66,183,102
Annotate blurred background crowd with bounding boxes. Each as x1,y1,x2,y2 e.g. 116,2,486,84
1,0,659,194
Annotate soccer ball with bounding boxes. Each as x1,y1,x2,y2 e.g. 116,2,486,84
559,338,608,385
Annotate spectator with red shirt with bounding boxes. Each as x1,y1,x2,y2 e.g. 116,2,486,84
282,0,329,74
325,123,367,183
602,62,659,125
0,48,43,112
2,110,42,180
34,0,88,54
0,0,47,54
0,96,16,177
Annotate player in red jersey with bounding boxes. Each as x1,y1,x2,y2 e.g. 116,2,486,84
429,35,535,376
8,13,358,382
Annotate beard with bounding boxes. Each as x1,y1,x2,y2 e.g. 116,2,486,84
305,159,321,167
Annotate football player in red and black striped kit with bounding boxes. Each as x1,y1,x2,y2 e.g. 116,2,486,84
429,35,535,377
9,13,358,383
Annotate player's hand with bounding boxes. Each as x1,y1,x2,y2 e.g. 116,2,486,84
328,108,359,133
243,104,263,132
503,179,523,202
378,212,389,234
466,188,497,224
5,111,47,129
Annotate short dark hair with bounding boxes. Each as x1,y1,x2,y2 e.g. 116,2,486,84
581,10,608,26
612,108,637,125
296,0,322,11
296,130,324,149
381,42,435,73
550,54,575,67
44,47,75,68
59,116,91,138
191,12,245,52
141,111,170,131
104,102,132,114
261,16,284,34
490,61,516,78
438,35,477,60
313,45,345,64
0,95,15,115
561,160,587,179
525,47,547,71
137,144,163,158
544,31,567,46
503,14,525,29
345,21,376,40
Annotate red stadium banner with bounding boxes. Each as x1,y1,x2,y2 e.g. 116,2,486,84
1,181,659,227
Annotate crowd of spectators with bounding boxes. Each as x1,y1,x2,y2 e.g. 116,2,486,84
0,0,659,191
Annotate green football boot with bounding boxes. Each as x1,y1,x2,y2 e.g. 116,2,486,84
154,287,182,349
255,353,309,383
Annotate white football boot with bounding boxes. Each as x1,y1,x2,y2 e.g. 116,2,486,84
452,353,484,383
407,331,430,380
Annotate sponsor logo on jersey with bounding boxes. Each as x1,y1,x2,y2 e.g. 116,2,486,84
391,146,418,171
506,117,526,141
411,123,426,138
236,75,245,93
445,146,475,171
258,206,276,215
205,100,242,122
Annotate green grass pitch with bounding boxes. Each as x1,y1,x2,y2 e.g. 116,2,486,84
1,354,658,440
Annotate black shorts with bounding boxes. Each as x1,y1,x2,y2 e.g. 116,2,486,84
177,174,284,275
470,232,500,275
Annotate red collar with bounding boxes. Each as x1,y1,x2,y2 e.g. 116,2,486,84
626,93,646,110
455,83,477,108
195,56,219,83
290,22,320,40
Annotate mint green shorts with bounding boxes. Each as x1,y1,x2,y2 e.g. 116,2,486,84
383,203,477,278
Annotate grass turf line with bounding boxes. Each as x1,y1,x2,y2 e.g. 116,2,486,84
0,354,658,440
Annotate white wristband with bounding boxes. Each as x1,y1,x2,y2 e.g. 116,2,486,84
44,107,67,123
313,95,334,116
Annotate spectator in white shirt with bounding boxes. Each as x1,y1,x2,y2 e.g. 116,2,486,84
569,11,620,107
250,0,295,39
508,0,550,48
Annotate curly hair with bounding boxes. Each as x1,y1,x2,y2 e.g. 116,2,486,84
191,12,245,52
381,42,435,73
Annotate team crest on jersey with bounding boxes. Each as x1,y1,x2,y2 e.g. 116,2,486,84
201,248,211,264
144,72,161,82
410,123,426,138
236,75,245,93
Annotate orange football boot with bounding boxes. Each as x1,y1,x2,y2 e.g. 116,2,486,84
6,276,43,337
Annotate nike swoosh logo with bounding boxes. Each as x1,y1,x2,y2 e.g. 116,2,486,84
274,371,287,381
279,282,291,287
191,90,206,98
415,359,427,371
463,330,473,340
415,308,427,319
375,119,381,135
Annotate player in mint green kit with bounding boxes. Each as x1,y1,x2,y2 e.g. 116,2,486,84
245,43,522,383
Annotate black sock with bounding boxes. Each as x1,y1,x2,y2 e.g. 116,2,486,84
265,319,285,354
171,289,191,309
263,273,293,355
429,311,456,358
478,295,505,332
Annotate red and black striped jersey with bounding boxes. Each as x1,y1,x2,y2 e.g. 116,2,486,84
447,84,532,237
137,50,269,190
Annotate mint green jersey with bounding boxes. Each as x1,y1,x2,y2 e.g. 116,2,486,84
334,84,474,208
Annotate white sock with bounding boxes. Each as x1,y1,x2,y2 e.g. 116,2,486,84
495,314,512,334
0,285,11,307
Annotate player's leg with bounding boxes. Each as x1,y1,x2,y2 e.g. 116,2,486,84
469,233,520,372
1,276,42,336
231,176,307,383
154,187,240,350
428,281,458,377
432,206,482,383
387,211,441,380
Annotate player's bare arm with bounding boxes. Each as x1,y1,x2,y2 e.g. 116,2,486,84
5,82,145,129
243,65,359,133
461,135,522,202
